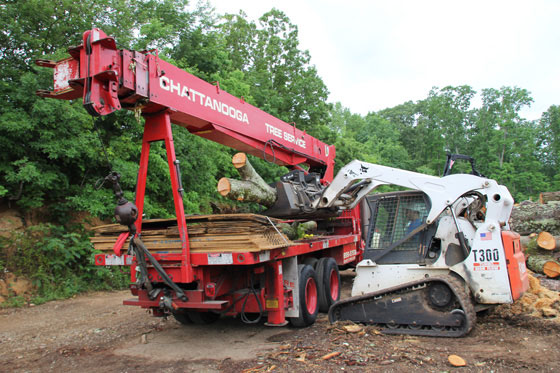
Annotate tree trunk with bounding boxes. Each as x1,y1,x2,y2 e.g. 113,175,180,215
540,191,560,204
510,200,560,235
217,153,277,207
538,277,560,292
527,255,560,278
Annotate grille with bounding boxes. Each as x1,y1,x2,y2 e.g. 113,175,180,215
368,194,428,251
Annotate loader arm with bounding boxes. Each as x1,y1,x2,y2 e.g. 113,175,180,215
316,160,514,226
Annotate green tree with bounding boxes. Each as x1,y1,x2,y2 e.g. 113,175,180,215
538,105,560,187
423,85,476,154
218,9,332,139
477,87,533,168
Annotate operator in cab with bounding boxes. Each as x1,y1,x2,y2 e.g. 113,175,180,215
405,208,422,234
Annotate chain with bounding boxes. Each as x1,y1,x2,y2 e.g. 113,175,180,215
92,116,113,171
92,116,115,190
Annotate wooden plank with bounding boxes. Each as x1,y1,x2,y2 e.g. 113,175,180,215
91,213,283,236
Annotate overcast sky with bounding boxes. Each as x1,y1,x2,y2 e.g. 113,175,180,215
206,0,559,120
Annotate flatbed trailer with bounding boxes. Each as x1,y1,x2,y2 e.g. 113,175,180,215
93,210,363,326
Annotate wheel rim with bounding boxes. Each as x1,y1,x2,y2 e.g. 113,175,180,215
451,309,466,327
329,268,339,301
305,277,318,314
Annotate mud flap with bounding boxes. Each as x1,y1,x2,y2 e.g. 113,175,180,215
283,257,299,318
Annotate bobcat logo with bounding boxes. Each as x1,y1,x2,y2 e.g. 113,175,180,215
360,164,369,174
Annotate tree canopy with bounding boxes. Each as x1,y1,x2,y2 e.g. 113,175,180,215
1,0,558,224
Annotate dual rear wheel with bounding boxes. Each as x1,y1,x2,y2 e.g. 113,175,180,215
173,256,341,328
289,257,340,327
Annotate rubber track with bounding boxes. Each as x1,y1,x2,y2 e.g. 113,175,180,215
329,275,476,337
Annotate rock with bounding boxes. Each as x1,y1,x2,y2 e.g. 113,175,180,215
0,279,9,297
9,277,32,296
141,334,148,344
0,209,24,238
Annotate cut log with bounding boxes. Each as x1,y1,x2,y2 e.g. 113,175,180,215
536,231,559,251
217,178,276,206
510,200,560,235
539,191,560,204
527,255,560,278
218,153,277,207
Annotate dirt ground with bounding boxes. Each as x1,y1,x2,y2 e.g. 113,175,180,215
1,271,559,373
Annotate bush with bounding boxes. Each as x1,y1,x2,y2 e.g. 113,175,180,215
0,223,128,306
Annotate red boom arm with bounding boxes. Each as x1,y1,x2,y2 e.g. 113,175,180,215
36,28,336,181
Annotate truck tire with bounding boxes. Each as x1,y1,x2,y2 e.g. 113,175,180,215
289,264,319,327
186,311,220,324
303,257,319,270
172,310,192,324
316,257,340,312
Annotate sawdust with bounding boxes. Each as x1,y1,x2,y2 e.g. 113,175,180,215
496,273,560,321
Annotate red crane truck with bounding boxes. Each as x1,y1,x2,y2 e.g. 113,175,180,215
36,28,362,327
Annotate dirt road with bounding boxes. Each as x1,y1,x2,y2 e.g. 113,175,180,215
1,271,559,372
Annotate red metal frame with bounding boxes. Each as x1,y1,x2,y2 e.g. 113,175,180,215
134,111,193,282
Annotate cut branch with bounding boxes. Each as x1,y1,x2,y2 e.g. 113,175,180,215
217,153,277,207
277,221,317,240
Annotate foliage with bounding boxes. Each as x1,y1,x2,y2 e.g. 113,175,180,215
0,224,128,305
0,0,558,305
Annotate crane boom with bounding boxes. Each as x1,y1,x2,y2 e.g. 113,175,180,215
36,28,336,181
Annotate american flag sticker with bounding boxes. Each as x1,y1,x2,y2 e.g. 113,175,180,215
480,232,492,241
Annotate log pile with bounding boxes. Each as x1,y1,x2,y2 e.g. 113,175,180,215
510,200,560,235
90,214,292,253
512,194,560,282
521,231,560,279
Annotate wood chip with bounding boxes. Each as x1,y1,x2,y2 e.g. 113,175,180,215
448,354,467,367
379,359,394,365
342,324,363,333
321,351,342,360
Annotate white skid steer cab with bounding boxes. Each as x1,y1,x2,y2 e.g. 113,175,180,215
324,154,529,337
